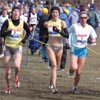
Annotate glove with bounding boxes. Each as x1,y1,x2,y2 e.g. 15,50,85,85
87,36,92,44
53,26,69,38
53,26,60,33
21,39,26,44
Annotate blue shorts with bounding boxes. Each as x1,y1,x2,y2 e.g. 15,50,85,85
70,47,88,57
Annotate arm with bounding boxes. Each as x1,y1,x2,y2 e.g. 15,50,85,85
88,36,96,45
0,20,10,37
22,22,30,43
44,21,48,28
60,28,69,38
88,27,97,44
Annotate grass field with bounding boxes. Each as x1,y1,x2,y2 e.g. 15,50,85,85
0,29,100,100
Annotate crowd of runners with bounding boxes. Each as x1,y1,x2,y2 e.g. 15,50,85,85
0,0,99,94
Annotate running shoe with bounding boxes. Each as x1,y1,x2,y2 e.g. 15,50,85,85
49,84,58,94
72,87,79,94
51,86,58,94
15,76,20,88
5,86,11,94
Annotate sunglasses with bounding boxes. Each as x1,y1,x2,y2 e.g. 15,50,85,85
80,17,87,19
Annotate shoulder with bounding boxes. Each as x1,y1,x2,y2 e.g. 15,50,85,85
61,19,65,24
86,24,93,29
71,23,79,27
46,19,52,25
20,19,24,23
61,19,66,26
8,18,12,22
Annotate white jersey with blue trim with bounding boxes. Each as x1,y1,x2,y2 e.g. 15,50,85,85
68,23,97,48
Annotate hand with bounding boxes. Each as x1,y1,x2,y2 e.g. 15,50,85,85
87,36,92,44
6,30,12,36
21,39,26,44
53,26,60,33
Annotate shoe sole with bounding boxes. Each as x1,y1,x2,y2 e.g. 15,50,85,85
52,90,58,94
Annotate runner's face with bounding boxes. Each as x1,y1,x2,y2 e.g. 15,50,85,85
2,10,7,16
80,14,88,25
52,10,59,19
12,9,20,20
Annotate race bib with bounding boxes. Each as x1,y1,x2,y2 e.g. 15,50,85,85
9,30,20,40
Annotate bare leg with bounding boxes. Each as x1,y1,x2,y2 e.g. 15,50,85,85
14,52,22,88
14,53,22,79
47,46,63,93
74,57,86,87
69,55,78,76
4,56,11,87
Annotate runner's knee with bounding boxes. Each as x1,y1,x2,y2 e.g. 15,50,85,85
6,71,11,79
15,66,20,71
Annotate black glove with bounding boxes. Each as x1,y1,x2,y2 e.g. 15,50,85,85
53,26,60,33
21,39,26,44
87,36,92,44
53,26,69,38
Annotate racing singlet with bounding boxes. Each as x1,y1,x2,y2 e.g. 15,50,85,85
29,13,37,25
47,19,62,37
5,19,24,48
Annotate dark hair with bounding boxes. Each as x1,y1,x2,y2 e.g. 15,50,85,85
50,6,60,14
12,6,20,12
2,7,7,11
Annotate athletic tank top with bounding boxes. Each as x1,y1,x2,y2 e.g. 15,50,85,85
29,13,38,25
47,19,62,37
5,19,24,48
